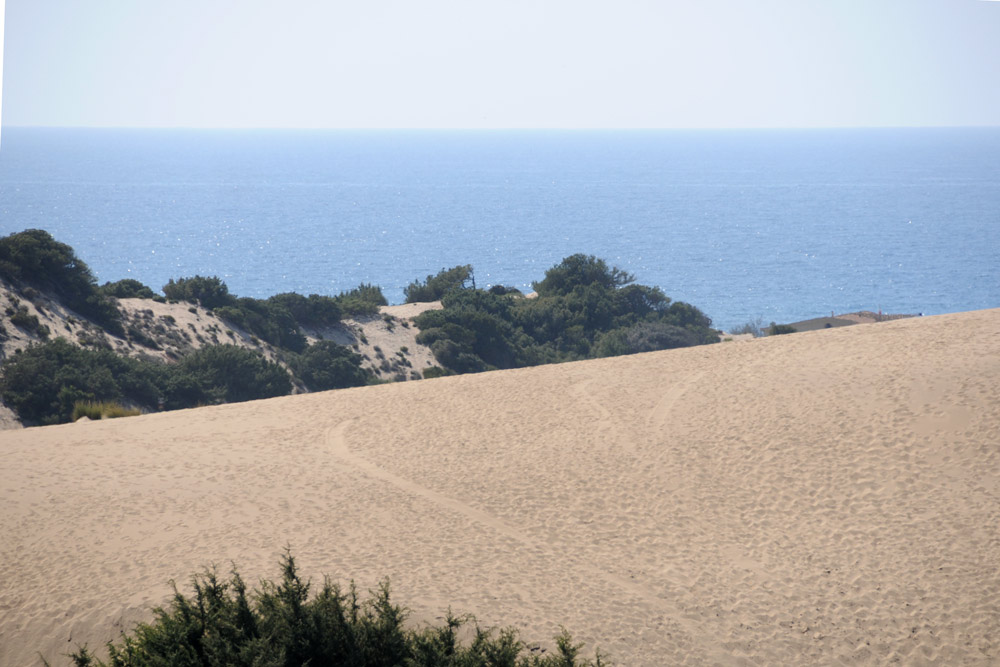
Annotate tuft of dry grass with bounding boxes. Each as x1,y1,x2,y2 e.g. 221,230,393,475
72,401,142,421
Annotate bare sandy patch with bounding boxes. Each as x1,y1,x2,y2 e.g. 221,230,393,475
2,308,999,665
304,301,442,381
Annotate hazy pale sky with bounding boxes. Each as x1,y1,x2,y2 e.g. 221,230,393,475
2,0,999,129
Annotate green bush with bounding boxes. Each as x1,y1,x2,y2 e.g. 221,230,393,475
9,306,50,338
336,283,388,317
167,345,291,407
291,341,370,392
266,292,342,327
622,322,700,353
0,229,123,335
413,255,716,374
0,340,294,425
162,276,235,310
215,298,306,353
0,339,165,425
532,254,633,297
100,279,156,300
767,322,797,336
61,552,605,667
404,264,474,303
488,284,523,296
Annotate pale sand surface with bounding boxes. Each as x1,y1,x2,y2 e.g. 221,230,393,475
304,301,443,381
2,309,999,665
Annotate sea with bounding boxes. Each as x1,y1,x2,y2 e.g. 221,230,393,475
1,127,998,329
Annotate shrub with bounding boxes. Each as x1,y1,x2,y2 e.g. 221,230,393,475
167,345,291,407
0,338,165,425
62,552,606,667
9,306,50,338
0,339,295,425
126,324,160,350
729,316,764,337
767,322,797,336
488,284,523,296
267,292,342,328
532,254,633,297
0,229,123,335
291,341,370,392
404,264,474,303
430,339,490,374
622,321,699,353
100,279,156,300
162,276,235,310
336,283,388,317
214,298,306,353
413,255,715,374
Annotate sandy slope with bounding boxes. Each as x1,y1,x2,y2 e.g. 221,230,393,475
303,301,443,382
2,309,998,666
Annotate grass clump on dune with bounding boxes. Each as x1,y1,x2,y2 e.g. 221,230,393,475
71,400,141,421
60,551,606,667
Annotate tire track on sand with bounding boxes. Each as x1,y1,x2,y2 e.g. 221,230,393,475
646,369,707,431
325,419,725,657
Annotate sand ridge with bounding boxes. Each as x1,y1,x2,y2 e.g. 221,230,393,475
2,308,999,665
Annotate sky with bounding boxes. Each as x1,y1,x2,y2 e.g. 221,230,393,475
2,0,999,129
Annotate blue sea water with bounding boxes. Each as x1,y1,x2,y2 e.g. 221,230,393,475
1,127,998,328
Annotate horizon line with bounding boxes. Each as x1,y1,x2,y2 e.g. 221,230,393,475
3,123,1000,132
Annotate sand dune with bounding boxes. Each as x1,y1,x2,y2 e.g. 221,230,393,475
2,309,999,665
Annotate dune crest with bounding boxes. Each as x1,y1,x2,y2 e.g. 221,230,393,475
2,308,999,665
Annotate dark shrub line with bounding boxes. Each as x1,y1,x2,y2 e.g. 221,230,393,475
0,229,124,336
413,255,717,374
58,552,607,667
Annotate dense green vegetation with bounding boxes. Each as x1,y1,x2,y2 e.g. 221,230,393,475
0,339,293,425
100,278,158,300
0,336,376,425
335,282,389,317
0,232,378,424
413,255,717,373
0,231,719,425
214,297,309,353
405,265,474,303
168,345,293,406
60,552,605,667
0,229,124,335
163,275,235,310
290,341,371,391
